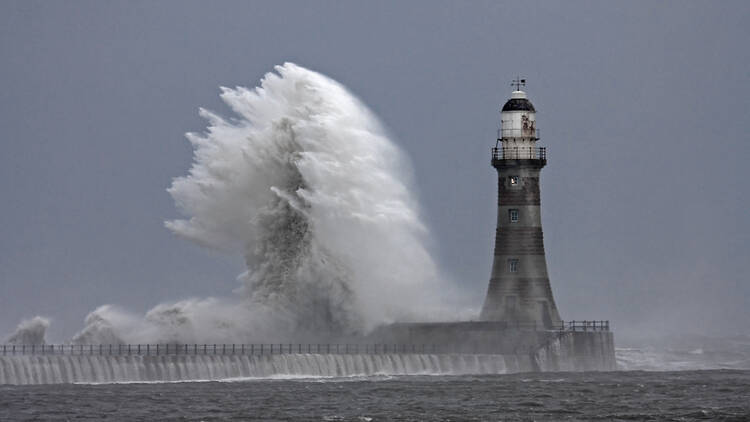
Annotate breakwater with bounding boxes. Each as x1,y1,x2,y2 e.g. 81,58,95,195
0,324,616,384
0,352,528,385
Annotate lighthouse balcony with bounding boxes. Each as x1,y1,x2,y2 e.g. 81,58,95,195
492,146,547,162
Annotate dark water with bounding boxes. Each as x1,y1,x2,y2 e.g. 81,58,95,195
1,370,748,421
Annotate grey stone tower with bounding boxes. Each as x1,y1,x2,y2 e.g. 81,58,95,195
479,82,562,328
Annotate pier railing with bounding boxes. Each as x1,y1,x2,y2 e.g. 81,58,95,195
475,320,610,332
0,343,445,357
0,321,609,356
562,320,610,332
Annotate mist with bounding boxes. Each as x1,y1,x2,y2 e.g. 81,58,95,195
4,317,50,345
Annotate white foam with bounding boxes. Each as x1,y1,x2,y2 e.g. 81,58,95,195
0,353,516,385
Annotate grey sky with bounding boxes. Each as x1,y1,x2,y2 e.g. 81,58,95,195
1,1,748,343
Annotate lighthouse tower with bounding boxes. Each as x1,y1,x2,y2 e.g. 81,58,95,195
479,79,562,328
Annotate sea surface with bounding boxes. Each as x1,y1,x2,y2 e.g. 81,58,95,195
1,370,749,421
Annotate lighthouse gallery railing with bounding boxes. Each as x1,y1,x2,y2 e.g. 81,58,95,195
492,146,547,161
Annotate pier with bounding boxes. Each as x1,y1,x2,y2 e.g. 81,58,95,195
1,343,443,357
0,320,610,357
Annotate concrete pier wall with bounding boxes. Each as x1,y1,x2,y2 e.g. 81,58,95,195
0,324,616,384
0,353,532,385
535,331,617,372
367,322,616,371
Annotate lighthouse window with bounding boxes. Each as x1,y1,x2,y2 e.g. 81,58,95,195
508,259,519,273
509,209,519,223
509,176,519,185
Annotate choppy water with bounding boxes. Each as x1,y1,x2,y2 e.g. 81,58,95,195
617,347,750,371
615,336,750,372
1,370,748,421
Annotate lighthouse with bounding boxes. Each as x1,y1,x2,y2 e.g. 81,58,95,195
479,79,562,328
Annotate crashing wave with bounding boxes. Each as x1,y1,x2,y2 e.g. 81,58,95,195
5,317,50,345
56,63,443,344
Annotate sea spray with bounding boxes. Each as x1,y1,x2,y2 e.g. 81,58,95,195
4,317,50,345
73,300,287,345
67,63,442,344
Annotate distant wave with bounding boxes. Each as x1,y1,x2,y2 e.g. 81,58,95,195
616,343,750,371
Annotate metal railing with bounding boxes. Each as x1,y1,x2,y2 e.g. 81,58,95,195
479,319,609,332
0,322,609,356
562,320,610,332
491,146,547,161
0,343,442,356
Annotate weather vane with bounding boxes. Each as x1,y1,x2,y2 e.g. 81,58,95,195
511,77,526,91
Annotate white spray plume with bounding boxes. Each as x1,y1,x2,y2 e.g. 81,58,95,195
167,62,441,332
73,63,446,344
72,301,291,345
5,316,50,345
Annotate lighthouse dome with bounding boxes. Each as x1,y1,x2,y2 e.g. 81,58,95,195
501,90,535,112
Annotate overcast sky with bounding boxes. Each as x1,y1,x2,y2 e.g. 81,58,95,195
1,1,748,343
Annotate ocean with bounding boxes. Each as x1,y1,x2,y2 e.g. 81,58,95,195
3,343,750,420
1,370,749,421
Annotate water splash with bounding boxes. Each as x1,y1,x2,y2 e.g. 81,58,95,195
4,317,50,345
0,353,524,385
67,63,442,344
